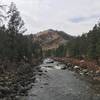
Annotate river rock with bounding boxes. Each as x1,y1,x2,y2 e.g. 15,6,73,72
67,63,72,67
74,66,80,69
79,72,84,76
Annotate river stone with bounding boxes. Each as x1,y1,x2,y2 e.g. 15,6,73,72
74,66,80,69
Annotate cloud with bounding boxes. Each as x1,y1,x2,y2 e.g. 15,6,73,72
69,14,100,23
69,17,87,23
2,0,100,35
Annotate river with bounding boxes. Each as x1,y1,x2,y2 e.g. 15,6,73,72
20,60,100,100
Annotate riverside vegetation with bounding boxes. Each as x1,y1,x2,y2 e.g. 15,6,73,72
0,2,42,99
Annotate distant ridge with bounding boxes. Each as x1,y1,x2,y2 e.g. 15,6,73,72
32,29,74,50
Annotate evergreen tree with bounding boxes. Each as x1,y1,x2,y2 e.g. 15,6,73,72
7,2,27,60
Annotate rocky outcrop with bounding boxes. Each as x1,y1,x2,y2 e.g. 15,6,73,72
32,29,73,51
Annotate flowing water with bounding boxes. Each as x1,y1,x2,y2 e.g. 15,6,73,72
20,60,100,100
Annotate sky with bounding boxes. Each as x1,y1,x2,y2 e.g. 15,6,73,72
2,0,100,36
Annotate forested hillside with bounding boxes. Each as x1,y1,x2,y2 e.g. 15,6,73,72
67,23,100,61
45,22,100,64
0,2,42,63
0,2,42,98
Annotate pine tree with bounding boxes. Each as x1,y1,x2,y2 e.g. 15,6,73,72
7,2,27,60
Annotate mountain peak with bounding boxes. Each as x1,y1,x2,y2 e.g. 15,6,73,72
33,29,73,50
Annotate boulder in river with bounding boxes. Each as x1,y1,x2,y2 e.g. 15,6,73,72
74,66,80,69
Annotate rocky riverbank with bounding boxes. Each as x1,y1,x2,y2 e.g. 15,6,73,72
20,59,100,100
52,57,100,82
0,59,42,100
